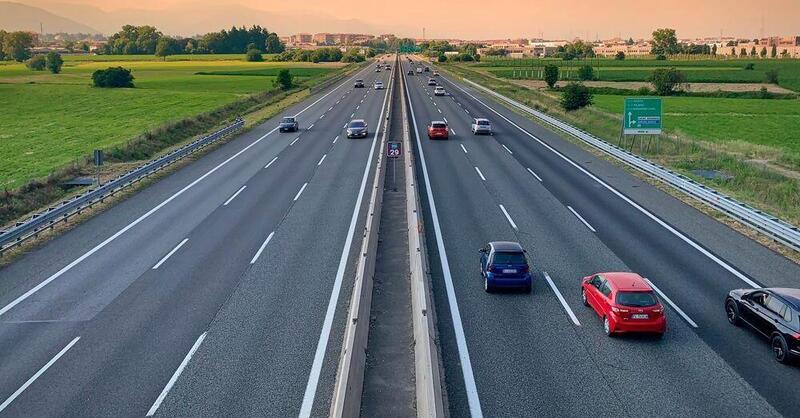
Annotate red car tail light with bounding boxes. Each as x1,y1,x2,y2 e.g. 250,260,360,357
519,266,529,273
792,333,800,341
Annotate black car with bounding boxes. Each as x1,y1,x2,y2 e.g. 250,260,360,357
278,116,298,132
726,287,800,363
424,66,430,72
407,69,414,75
354,79,365,88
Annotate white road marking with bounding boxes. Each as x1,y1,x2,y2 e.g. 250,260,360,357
290,136,301,146
402,69,483,418
264,156,278,169
452,79,763,289
293,182,308,201
475,167,486,181
0,337,81,413
465,108,470,114
499,204,518,230
333,135,339,143
250,232,275,264
644,278,698,328
460,144,468,154
442,117,448,123
502,144,513,154
437,108,442,113
146,332,207,416
451,129,456,135
543,272,581,326
343,123,348,129
308,123,314,130
223,185,247,206
317,154,327,166
319,114,325,119
351,112,355,118
356,105,360,110
526,167,543,182
567,206,596,232
152,238,188,270
328,106,333,111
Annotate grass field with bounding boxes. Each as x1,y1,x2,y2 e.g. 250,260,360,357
0,58,342,190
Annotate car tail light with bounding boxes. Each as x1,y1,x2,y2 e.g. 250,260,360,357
611,306,629,313
652,307,663,313
520,266,529,273
792,333,800,341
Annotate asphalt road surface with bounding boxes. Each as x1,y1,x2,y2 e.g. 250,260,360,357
0,61,390,417
401,59,800,418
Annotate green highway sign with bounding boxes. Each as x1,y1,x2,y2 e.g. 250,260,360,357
623,97,662,135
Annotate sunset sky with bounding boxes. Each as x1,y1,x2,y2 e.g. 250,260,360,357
15,0,800,38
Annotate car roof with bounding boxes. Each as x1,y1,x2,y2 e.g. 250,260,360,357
282,116,294,120
489,241,524,252
598,272,651,292
350,119,365,123
475,118,490,122
430,120,447,125
768,288,800,309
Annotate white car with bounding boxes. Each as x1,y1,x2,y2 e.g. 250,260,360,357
416,67,423,74
434,86,446,96
471,118,493,135
374,81,384,90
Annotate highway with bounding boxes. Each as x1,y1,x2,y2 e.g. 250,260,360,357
401,59,800,417
0,60,390,417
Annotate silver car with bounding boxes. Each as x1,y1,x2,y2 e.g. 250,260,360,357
471,118,492,135
374,81,384,90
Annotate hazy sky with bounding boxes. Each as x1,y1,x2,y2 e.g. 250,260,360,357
17,0,800,39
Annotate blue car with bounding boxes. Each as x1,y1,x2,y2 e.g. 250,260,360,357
479,241,532,293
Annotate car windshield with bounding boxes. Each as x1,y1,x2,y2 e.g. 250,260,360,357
492,251,526,265
616,291,658,307
477,120,490,126
350,121,365,128
432,123,447,129
281,118,294,123
356,80,363,82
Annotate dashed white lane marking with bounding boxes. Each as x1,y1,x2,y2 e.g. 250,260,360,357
474,167,486,181
333,135,339,143
317,154,327,166
527,167,542,182
644,278,698,328
451,129,456,135
293,182,308,201
499,204,518,230
152,238,188,270
308,123,314,130
264,156,278,169
351,112,355,118
460,144,468,154
437,108,442,113
250,232,275,265
223,185,247,206
501,144,513,154
567,206,596,233
290,137,300,146
146,333,206,416
443,117,448,123
543,272,581,326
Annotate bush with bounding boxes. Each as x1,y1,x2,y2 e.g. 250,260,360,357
649,67,685,96
245,49,263,62
92,67,135,88
26,55,46,71
459,53,475,62
437,53,447,62
636,86,653,95
765,69,779,84
46,52,63,74
560,82,593,111
655,54,667,60
274,69,293,90
615,51,625,60
543,64,559,88
744,62,755,70
577,65,594,81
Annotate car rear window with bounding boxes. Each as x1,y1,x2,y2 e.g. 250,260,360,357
616,291,658,307
432,123,447,129
281,118,294,123
350,121,365,128
492,251,526,265
477,120,490,126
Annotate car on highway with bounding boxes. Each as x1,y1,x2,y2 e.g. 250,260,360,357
471,118,493,135
725,287,800,363
375,67,382,72
581,272,666,337
374,81,384,90
424,66,430,72
427,121,449,139
434,86,446,96
278,116,298,133
479,241,532,293
354,79,365,88
346,119,369,138
427,78,437,86
407,69,414,75
433,71,440,76
416,67,423,74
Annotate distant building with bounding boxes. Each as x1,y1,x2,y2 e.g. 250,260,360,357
593,41,652,57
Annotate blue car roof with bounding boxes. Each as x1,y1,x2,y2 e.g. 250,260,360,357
490,241,524,252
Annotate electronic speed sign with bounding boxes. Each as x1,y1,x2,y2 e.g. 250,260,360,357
387,141,401,158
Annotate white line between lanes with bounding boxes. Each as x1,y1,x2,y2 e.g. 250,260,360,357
308,123,314,130
146,332,207,416
317,154,327,166
264,156,278,169
567,206,596,233
499,204,518,230
501,144,513,154
443,117,448,123
475,166,486,181
293,182,308,202
250,231,275,264
543,272,581,326
333,135,339,144
350,112,355,118
402,69,483,417
460,144,468,154
644,278,698,328
0,337,81,413
527,167,543,182
451,128,456,135
290,137,300,146
152,238,188,270
223,185,247,206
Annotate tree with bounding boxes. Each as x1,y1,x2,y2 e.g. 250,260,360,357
3,31,34,62
543,64,559,88
81,42,90,53
577,65,594,81
437,53,447,62
26,55,47,70
625,37,635,45
740,47,747,56
274,69,293,90
651,28,679,55
45,52,63,74
750,46,757,56
770,45,777,58
760,47,767,58
92,67,135,88
0,30,6,60
711,44,717,56
155,37,180,60
765,69,779,84
615,51,626,60
744,62,755,70
245,48,263,61
649,68,685,95
340,49,364,62
265,33,285,53
560,82,593,111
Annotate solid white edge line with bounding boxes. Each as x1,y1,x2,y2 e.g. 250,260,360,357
299,61,391,418
526,167,543,182
403,68,484,418
0,336,81,413
644,278,699,328
317,154,327,166
264,156,278,169
499,204,518,230
146,332,207,416
152,238,189,270
293,182,308,202
449,79,761,289
460,144,468,154
567,206,596,233
543,272,581,326
474,167,486,181
501,144,513,154
250,231,275,265
222,185,247,206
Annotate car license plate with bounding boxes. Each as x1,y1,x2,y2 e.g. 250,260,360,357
631,314,649,320
502,269,517,274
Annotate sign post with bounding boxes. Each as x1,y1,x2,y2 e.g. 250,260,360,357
93,149,104,185
387,141,401,191
621,97,662,152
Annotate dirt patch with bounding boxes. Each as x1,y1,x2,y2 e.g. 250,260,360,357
511,79,795,94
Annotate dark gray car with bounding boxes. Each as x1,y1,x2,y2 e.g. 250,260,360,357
279,116,298,132
346,119,368,138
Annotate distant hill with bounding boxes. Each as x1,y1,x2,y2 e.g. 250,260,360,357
0,2,99,34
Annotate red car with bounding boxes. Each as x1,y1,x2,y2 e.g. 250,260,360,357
427,121,449,139
581,272,666,337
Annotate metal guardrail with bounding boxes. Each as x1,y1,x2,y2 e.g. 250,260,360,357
462,78,800,253
0,118,244,255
